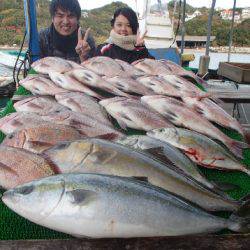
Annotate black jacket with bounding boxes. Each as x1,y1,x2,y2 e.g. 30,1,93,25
39,25,96,63
95,43,154,64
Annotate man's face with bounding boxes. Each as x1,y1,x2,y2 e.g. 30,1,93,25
52,8,78,36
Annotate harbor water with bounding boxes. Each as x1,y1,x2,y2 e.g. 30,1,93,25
189,51,250,70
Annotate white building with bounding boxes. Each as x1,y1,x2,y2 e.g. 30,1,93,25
220,9,241,22
186,10,202,22
242,7,250,20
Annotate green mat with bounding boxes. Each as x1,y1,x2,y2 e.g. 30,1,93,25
0,85,250,241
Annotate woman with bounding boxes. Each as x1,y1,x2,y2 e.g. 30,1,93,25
95,7,154,64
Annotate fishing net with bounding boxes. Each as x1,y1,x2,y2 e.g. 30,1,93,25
0,82,249,240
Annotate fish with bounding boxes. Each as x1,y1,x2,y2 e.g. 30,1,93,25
43,138,243,211
99,97,173,131
0,112,51,135
137,75,194,97
147,127,250,176
160,74,209,98
159,59,209,88
2,123,83,153
48,71,103,99
67,68,133,98
132,59,209,97
103,75,153,95
182,96,245,136
13,96,68,115
115,135,219,190
0,145,55,189
41,110,123,139
55,92,112,126
141,95,248,159
115,59,145,77
31,57,76,74
2,173,249,237
19,75,66,96
0,76,13,87
82,56,126,77
132,58,172,75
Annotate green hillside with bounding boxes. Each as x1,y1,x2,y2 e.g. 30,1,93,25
0,0,249,47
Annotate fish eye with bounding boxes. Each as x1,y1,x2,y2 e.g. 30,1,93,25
16,185,34,195
8,134,15,139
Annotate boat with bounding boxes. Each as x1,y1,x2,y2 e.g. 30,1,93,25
137,0,180,64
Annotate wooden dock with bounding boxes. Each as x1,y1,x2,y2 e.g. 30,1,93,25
0,234,249,250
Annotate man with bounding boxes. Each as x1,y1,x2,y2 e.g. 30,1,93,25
39,0,95,63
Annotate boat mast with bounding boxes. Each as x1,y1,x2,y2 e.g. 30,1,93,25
198,0,216,76
23,0,40,63
180,0,186,55
228,0,237,62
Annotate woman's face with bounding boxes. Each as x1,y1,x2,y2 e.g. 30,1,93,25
113,14,133,36
52,8,78,36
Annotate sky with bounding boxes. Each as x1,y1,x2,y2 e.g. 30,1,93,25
79,0,249,11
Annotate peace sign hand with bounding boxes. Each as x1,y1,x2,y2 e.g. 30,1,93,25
135,30,147,47
75,27,91,62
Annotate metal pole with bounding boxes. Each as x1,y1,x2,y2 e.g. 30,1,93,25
23,0,40,63
228,0,237,62
180,0,186,54
205,0,216,56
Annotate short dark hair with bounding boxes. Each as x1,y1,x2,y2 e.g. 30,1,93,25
111,7,139,35
50,0,81,20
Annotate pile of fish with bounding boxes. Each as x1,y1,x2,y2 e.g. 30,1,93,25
0,56,249,238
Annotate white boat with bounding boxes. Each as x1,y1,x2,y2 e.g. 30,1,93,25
0,51,24,70
139,0,176,48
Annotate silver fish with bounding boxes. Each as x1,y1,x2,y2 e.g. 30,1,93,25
2,173,249,237
115,135,218,190
147,127,250,176
43,138,242,211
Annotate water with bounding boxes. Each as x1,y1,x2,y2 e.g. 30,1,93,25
189,52,250,70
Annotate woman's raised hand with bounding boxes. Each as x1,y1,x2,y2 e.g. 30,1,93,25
135,30,147,47
75,27,91,62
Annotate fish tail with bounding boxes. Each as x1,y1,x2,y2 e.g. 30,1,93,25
228,140,249,159
229,200,250,233
228,218,250,233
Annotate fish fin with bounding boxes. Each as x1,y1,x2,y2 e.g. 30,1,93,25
228,200,250,233
97,133,123,141
229,140,249,159
116,118,128,130
0,162,19,176
131,176,149,183
67,189,98,205
232,199,250,219
211,181,239,192
27,141,53,152
240,194,250,203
